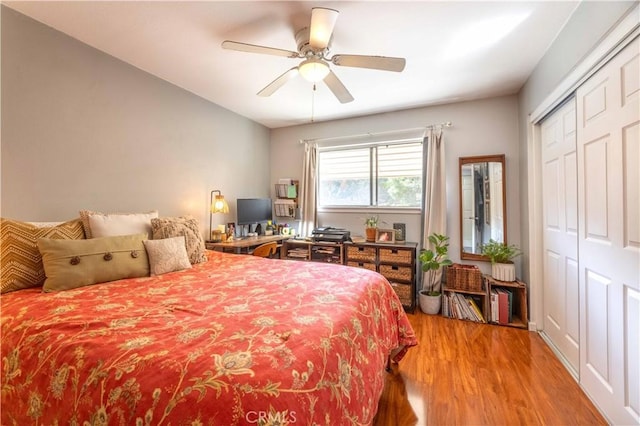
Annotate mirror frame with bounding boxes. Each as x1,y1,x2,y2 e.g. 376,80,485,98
459,154,507,261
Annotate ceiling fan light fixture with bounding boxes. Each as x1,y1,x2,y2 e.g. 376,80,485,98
309,7,339,49
298,58,330,82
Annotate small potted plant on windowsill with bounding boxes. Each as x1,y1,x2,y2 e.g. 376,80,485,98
364,215,378,242
481,239,522,282
418,233,453,314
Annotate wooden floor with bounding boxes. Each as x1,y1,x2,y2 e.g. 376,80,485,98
373,311,607,425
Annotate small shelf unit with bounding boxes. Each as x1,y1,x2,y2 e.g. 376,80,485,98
274,180,299,219
441,285,488,323
281,240,343,264
485,275,528,329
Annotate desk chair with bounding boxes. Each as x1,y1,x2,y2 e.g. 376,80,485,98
252,241,278,258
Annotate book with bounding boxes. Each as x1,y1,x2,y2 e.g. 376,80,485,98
490,289,499,323
497,288,509,324
467,297,486,323
506,289,513,323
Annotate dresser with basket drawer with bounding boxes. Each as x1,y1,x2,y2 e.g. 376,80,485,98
344,241,417,312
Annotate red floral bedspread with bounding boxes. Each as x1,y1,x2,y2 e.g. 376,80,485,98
1,251,416,425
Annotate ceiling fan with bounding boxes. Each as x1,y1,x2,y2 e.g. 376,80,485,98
221,7,406,104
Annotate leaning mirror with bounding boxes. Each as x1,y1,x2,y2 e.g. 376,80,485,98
459,154,506,261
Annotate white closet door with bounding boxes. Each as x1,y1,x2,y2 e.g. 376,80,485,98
541,98,580,374
577,37,640,425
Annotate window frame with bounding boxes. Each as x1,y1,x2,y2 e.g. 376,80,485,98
316,138,423,213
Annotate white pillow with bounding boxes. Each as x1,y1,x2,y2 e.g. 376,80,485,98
143,236,192,276
85,210,158,239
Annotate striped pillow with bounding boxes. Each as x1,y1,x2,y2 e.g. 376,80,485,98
0,218,85,293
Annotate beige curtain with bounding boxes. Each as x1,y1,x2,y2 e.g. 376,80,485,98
299,142,317,237
421,129,447,292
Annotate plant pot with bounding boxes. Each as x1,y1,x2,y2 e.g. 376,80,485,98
419,290,441,315
365,227,377,242
491,262,516,282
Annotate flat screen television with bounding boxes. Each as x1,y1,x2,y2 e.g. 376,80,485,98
236,198,273,226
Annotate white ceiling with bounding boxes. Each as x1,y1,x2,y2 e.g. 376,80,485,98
4,1,579,129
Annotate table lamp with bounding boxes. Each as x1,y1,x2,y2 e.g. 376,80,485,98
209,189,229,242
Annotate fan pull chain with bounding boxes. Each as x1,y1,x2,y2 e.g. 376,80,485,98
311,84,317,123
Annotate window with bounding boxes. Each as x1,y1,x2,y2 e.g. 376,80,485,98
318,140,423,208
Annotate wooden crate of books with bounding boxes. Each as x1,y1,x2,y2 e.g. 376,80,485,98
446,264,483,292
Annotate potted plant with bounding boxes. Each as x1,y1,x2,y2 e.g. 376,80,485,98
418,233,453,314
481,239,521,282
364,215,378,242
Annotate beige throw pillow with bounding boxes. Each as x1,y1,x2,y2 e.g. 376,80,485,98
79,210,158,239
143,236,192,276
150,217,207,264
38,233,150,292
0,218,85,293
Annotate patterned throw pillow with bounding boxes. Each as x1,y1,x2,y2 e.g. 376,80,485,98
150,217,207,264
0,218,85,293
79,210,158,239
143,236,192,276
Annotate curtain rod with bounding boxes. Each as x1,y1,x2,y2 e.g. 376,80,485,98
427,121,453,129
300,121,453,144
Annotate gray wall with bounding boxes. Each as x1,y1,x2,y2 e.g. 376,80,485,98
1,6,270,236
517,1,637,282
270,95,521,276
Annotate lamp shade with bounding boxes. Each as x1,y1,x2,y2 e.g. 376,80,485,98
298,58,330,83
211,193,229,213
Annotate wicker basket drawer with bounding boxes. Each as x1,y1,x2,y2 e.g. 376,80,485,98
346,246,376,262
346,261,376,271
390,282,412,306
380,264,413,282
379,248,413,265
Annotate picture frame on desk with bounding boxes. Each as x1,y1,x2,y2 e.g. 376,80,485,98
227,222,236,238
393,223,406,242
375,228,396,244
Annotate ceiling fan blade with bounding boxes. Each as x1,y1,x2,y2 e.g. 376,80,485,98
222,41,300,58
309,7,339,50
332,54,406,72
323,71,354,104
257,67,299,97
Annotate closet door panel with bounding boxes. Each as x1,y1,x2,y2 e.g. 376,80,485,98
623,123,639,249
627,287,640,419
577,37,639,426
541,98,579,372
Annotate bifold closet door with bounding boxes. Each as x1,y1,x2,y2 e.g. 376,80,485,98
541,98,579,374
576,37,639,425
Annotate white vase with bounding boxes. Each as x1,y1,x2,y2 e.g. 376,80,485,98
491,262,516,282
419,291,441,315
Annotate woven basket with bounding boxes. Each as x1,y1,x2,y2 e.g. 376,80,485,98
347,261,376,271
380,264,413,282
446,264,483,292
390,282,412,305
379,248,413,265
346,246,376,262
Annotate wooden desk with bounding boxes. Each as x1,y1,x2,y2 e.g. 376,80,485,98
205,235,291,254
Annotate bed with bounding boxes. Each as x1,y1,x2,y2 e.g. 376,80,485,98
1,249,417,425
